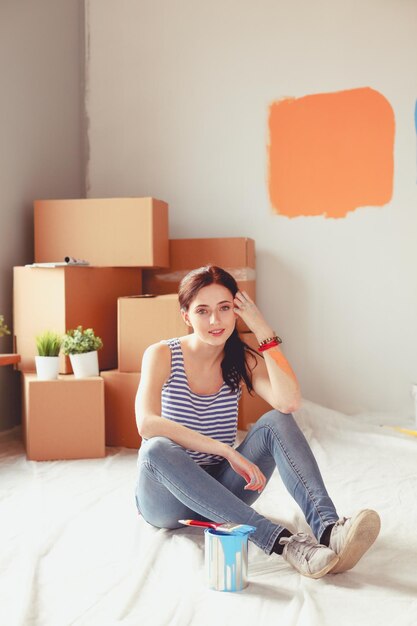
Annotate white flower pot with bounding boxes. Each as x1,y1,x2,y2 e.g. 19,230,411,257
69,351,99,379
35,356,60,381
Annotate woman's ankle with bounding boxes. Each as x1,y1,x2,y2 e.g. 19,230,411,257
319,523,335,547
271,528,292,555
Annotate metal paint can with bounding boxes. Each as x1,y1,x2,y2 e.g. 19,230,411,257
204,527,254,592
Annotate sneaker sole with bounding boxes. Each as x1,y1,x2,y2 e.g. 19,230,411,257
307,554,340,579
330,509,381,574
285,553,340,579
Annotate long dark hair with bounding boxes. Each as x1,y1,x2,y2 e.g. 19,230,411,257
178,265,259,393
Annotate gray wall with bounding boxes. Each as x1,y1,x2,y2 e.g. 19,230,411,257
0,1,85,430
86,0,417,421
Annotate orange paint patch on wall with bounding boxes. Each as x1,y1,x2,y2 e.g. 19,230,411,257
268,87,395,218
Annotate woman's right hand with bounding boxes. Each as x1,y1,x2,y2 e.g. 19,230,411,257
225,448,266,493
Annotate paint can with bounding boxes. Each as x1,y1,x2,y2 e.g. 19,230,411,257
204,527,255,592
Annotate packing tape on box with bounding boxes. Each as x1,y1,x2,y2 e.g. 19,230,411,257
149,267,256,282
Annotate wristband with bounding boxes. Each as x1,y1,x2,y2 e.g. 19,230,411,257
258,335,282,352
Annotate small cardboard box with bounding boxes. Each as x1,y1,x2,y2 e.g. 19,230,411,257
34,197,169,267
118,294,189,372
14,266,142,373
22,373,105,461
238,332,273,430
142,237,256,331
101,369,141,448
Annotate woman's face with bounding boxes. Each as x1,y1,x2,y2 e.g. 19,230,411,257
182,283,237,345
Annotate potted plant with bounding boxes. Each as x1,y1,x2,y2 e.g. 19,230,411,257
62,326,103,378
35,331,62,380
0,315,10,338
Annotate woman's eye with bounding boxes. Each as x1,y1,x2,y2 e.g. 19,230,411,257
196,309,207,315
220,305,230,311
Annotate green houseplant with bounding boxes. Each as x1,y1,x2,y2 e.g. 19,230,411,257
0,315,11,338
35,331,62,380
62,326,103,378
36,331,62,357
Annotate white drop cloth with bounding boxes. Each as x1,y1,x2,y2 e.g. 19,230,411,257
1,400,416,626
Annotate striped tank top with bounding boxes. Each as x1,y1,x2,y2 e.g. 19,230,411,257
161,338,241,466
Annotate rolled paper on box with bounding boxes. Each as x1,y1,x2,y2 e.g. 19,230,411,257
205,527,255,592
64,256,90,265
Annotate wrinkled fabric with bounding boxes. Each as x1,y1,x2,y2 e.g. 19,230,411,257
0,400,416,626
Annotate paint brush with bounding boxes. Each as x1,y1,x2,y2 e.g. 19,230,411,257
383,425,417,438
178,519,256,534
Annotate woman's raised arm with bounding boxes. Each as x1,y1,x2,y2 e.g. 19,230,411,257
234,291,301,413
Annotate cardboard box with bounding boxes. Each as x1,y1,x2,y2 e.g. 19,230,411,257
142,237,256,331
143,237,255,293
118,294,189,372
14,266,142,373
101,370,141,448
34,197,169,267
238,384,273,431
238,332,273,430
22,373,105,460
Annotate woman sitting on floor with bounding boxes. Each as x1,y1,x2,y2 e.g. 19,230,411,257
134,265,380,578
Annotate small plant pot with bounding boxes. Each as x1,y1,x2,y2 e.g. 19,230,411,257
69,351,99,378
35,356,60,381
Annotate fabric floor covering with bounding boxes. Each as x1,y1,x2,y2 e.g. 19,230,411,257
1,399,416,626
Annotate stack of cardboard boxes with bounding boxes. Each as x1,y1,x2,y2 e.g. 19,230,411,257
15,197,168,460
103,293,189,449
14,197,271,461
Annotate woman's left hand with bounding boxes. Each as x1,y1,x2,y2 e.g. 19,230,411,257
233,291,269,334
226,448,267,493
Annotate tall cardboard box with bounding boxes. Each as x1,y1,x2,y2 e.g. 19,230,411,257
101,370,141,448
14,266,142,373
118,294,190,372
238,332,273,430
34,197,169,267
22,373,105,460
142,237,256,331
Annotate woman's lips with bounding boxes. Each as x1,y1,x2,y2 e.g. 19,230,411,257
209,329,225,336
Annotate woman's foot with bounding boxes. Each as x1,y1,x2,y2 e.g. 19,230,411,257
328,509,381,574
279,532,339,579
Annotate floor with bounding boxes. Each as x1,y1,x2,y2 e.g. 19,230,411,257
1,399,416,626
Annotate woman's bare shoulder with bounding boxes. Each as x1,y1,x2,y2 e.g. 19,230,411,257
144,340,171,357
142,341,172,377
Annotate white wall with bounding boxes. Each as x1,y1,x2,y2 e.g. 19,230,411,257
85,0,417,420
0,1,85,430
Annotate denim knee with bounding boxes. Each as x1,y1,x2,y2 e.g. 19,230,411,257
139,436,180,465
256,409,292,429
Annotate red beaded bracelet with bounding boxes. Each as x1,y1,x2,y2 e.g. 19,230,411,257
258,335,282,352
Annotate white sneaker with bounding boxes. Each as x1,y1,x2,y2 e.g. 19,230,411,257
279,532,339,579
329,509,381,574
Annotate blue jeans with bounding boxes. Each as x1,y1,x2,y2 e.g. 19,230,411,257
135,410,339,554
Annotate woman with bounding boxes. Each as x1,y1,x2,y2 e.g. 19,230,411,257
135,265,380,578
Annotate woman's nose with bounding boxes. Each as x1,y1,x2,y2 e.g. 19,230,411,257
210,310,220,324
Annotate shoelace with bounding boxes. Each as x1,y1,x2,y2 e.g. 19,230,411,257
279,532,328,562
